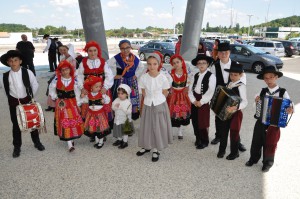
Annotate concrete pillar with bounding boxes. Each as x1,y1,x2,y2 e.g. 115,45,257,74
78,0,109,60
181,0,206,61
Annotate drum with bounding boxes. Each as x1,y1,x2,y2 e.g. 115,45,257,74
255,96,291,127
16,102,45,132
210,86,241,121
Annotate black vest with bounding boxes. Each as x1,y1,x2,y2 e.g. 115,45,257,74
259,87,286,98
214,60,240,86
3,67,33,99
192,71,212,95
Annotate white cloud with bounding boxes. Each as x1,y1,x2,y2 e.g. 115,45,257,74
49,0,77,7
14,5,32,14
143,7,155,16
207,0,226,9
107,0,121,8
126,14,134,18
157,13,172,19
56,7,64,12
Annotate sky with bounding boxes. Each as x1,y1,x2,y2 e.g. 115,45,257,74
1,0,299,30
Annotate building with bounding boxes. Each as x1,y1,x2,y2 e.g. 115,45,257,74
254,27,300,39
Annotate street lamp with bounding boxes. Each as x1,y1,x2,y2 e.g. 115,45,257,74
170,1,175,35
247,14,253,38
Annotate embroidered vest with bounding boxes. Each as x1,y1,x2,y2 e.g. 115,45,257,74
82,57,105,80
56,77,76,99
88,92,103,106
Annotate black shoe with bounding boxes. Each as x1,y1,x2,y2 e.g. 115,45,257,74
217,151,225,158
94,143,104,149
69,146,75,152
90,137,95,142
34,143,45,151
226,153,239,160
112,140,122,146
245,159,258,167
152,152,160,162
12,148,21,158
238,143,247,152
136,149,151,156
118,142,128,149
196,143,208,149
178,136,183,140
262,164,272,172
211,138,220,145
45,107,53,111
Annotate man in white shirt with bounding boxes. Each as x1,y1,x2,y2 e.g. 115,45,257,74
210,42,246,152
43,34,57,72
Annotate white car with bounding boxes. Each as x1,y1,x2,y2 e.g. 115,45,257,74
131,41,146,50
250,41,285,57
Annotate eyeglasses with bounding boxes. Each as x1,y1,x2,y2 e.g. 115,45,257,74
120,47,131,51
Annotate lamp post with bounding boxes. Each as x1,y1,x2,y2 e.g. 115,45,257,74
170,1,175,36
247,14,253,38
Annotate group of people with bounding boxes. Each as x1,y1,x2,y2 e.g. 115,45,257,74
1,38,293,172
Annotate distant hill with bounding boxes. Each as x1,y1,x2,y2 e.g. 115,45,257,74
254,15,300,28
0,23,31,32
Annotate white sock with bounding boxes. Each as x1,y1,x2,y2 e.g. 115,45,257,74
118,137,122,141
67,141,73,148
123,135,128,143
98,138,103,146
152,148,159,157
95,136,100,144
178,126,183,136
172,127,178,136
153,148,158,153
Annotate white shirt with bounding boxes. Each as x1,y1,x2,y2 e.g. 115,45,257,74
43,38,52,53
80,92,110,111
227,81,248,110
188,69,216,105
49,76,82,106
255,85,290,99
112,98,132,125
210,58,247,85
4,68,38,99
139,73,170,106
77,58,114,90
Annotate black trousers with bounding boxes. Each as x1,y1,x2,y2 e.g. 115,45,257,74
9,99,41,148
218,119,239,155
215,116,242,146
22,58,36,76
48,52,57,71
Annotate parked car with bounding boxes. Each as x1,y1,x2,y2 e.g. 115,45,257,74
229,44,283,74
138,42,175,64
131,40,146,50
277,40,299,57
162,38,178,44
202,40,214,56
295,42,300,55
289,37,300,42
250,40,285,57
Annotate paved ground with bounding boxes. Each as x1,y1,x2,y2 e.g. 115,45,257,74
0,58,299,199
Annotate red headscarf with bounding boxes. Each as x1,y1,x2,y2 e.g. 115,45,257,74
56,60,75,77
83,75,104,91
84,41,102,59
170,54,187,75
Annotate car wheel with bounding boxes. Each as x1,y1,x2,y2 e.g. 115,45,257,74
139,53,146,61
252,62,264,74
164,54,171,64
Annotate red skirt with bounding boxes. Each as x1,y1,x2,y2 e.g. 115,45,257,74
84,108,110,138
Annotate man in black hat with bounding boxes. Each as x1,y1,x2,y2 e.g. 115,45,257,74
16,34,36,75
246,66,293,172
210,42,247,152
43,34,57,72
1,50,45,158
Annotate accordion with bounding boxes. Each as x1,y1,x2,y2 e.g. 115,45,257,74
210,86,241,121
255,96,291,128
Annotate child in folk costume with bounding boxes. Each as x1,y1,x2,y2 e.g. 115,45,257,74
77,41,114,142
246,66,293,172
167,55,192,140
137,53,173,162
49,60,84,152
188,54,216,149
1,50,45,158
112,84,134,149
107,40,144,120
217,63,248,160
82,75,111,149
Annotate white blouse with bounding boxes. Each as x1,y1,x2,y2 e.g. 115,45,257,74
139,73,170,106
77,58,114,90
49,76,82,106
112,98,132,125
227,81,248,110
188,69,216,105
80,92,110,111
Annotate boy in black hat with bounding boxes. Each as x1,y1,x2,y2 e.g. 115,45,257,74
1,50,45,158
210,42,247,152
188,54,216,149
217,62,248,160
246,66,293,172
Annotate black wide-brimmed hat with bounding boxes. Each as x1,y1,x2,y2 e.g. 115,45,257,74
0,50,23,67
257,66,283,80
191,54,214,66
224,62,244,73
43,34,50,39
218,42,230,51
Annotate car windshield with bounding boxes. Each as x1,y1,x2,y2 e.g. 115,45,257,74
275,43,283,48
245,45,267,54
160,43,175,49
